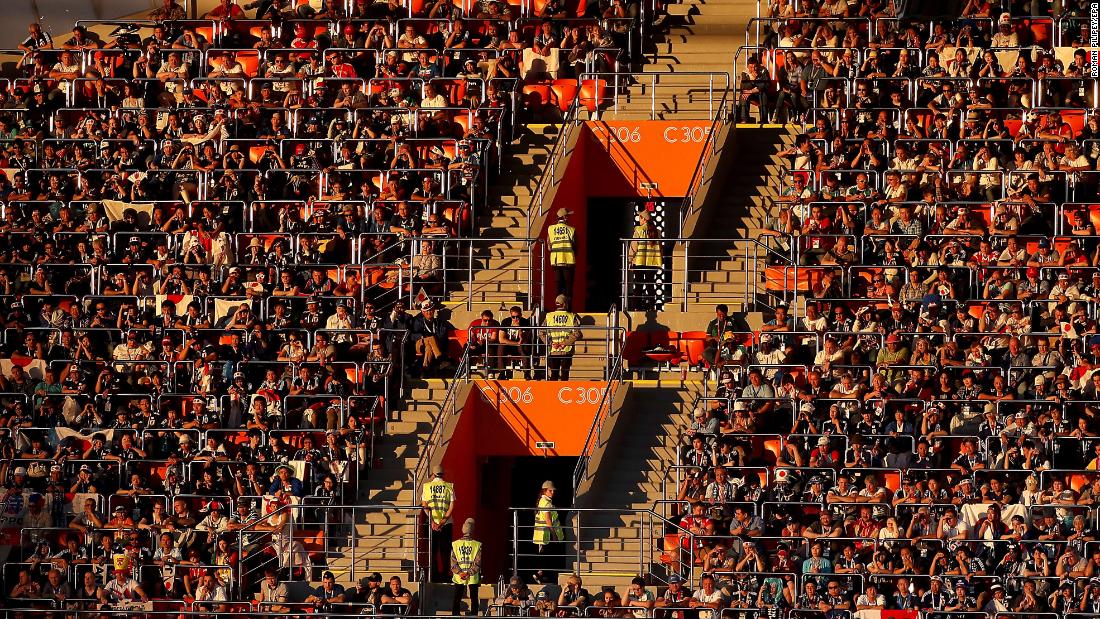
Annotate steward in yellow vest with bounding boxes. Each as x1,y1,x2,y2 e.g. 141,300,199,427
548,207,576,297
421,464,455,582
628,210,663,310
533,480,564,547
542,294,581,380
451,518,482,615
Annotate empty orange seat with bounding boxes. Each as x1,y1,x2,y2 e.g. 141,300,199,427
1027,19,1052,47
677,330,708,366
522,84,552,110
621,331,650,366
550,80,578,112
447,331,466,359
579,79,609,112
762,439,781,465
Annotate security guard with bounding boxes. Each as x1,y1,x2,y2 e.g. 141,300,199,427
542,294,581,380
451,518,482,616
421,464,455,582
533,480,563,548
547,208,576,297
628,210,663,309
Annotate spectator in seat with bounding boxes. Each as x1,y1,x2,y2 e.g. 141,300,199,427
306,570,347,609
702,304,732,363
411,299,453,374
736,57,771,124
689,573,726,618
104,567,148,605
268,464,304,498
193,569,229,612
256,568,290,611
558,574,591,615
9,568,41,600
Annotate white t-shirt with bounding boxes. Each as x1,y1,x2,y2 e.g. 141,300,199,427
692,589,726,619
104,578,141,602
51,62,80,93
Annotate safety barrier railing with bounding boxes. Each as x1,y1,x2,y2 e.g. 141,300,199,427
619,237,794,313
572,343,624,491
529,91,583,238
464,324,625,383
411,345,472,515
680,54,737,235
393,236,545,311
509,506,688,587
579,71,730,120
235,502,423,594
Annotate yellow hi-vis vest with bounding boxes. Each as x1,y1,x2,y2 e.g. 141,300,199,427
533,495,563,546
422,478,454,525
452,538,482,584
631,225,661,267
544,310,579,356
548,223,576,266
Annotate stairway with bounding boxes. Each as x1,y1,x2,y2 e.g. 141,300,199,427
323,379,453,582
569,381,703,585
674,126,798,312
444,124,560,317
600,0,754,119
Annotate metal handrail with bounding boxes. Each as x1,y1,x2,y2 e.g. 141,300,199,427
620,236,794,312
679,54,736,234
509,506,694,586
394,235,544,311
235,502,424,592
579,70,731,120
528,92,583,239
572,351,624,493
411,346,472,508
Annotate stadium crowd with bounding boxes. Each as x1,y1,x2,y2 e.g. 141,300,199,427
13,0,1100,614
655,0,1100,617
0,0,634,611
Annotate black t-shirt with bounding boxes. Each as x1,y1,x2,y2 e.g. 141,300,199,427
375,586,412,606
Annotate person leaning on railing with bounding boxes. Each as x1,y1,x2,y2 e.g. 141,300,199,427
557,574,591,617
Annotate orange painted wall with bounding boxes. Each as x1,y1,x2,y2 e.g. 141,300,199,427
584,121,714,197
536,121,713,310
439,380,613,578
470,380,612,455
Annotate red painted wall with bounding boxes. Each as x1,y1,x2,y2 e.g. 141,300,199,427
440,388,481,545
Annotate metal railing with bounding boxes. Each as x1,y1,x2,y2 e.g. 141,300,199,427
392,236,545,311
235,502,423,593
580,71,731,120
529,92,583,238
465,324,626,383
572,345,624,492
411,345,472,509
679,62,735,236
509,507,689,586
620,237,794,312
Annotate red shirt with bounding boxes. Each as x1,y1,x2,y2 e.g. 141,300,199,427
468,319,500,345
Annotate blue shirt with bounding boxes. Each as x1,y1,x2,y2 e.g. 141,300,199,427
267,476,304,497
